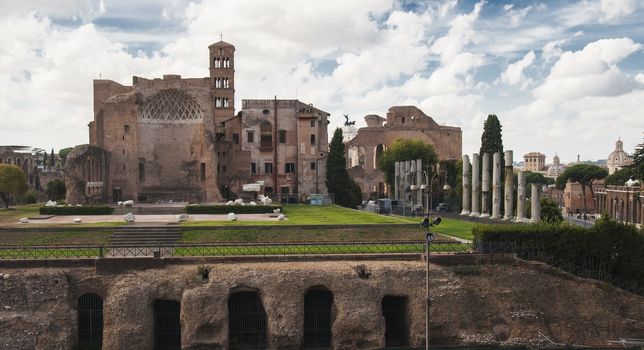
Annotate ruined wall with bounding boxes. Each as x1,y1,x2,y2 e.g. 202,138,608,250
1,260,642,350
64,145,110,204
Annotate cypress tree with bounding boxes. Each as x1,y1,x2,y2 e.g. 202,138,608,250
49,148,55,167
326,128,362,208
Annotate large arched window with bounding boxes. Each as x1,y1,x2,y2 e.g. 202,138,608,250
303,287,333,348
78,293,103,349
228,291,267,349
382,296,409,348
374,144,386,169
153,300,181,350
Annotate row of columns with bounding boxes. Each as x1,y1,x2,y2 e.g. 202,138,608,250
393,159,423,207
461,151,540,222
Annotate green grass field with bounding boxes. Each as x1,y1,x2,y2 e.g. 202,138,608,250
0,247,103,259
181,205,413,226
397,216,475,241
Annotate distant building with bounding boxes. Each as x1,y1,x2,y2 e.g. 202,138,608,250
345,106,461,199
606,138,632,175
0,146,40,190
563,180,604,215
523,152,546,172
546,153,565,178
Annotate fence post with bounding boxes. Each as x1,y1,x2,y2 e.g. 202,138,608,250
99,245,104,258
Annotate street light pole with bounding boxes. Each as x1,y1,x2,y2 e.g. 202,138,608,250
421,215,439,350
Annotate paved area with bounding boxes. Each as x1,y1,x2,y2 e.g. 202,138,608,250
27,213,280,224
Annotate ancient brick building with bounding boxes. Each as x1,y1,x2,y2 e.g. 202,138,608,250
65,40,329,204
0,146,39,190
345,106,461,199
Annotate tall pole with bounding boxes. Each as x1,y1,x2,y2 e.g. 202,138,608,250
425,231,431,350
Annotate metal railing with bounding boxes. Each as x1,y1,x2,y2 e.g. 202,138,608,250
0,240,474,259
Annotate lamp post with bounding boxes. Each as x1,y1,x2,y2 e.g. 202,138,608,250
421,214,441,350
427,168,450,214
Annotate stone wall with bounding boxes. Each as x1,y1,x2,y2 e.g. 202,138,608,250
1,259,642,349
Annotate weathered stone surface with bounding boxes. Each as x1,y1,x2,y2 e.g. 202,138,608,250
123,212,135,222
1,261,643,349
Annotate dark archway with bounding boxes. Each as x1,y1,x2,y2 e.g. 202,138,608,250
303,288,334,348
153,300,181,350
382,296,409,348
78,293,103,350
228,291,267,349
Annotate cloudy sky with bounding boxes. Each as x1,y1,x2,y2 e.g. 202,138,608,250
1,0,643,163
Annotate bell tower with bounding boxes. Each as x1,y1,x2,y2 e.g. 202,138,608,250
209,39,235,124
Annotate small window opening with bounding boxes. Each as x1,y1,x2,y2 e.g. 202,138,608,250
247,131,254,143
285,163,295,173
303,288,333,348
311,162,316,170
124,125,130,133
251,162,256,174
153,300,181,350
78,293,103,350
200,163,206,181
233,133,239,144
279,130,286,144
262,109,270,115
382,296,409,347
139,159,145,183
310,120,315,127
228,291,267,349
264,163,273,174
310,134,316,145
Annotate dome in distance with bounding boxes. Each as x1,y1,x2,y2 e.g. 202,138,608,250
606,138,632,174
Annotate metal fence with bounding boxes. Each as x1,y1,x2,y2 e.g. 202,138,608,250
0,241,473,259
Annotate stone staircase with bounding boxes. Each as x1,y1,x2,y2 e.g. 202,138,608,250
109,226,182,246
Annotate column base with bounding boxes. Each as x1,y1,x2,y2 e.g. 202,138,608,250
460,210,471,215
469,212,480,217
479,213,490,218
490,215,500,219
515,217,527,222
502,215,513,220
530,218,541,223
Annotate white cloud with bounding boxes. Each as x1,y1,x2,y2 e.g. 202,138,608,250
505,4,533,27
541,39,566,62
534,38,641,101
498,50,536,88
599,0,638,22
430,1,485,63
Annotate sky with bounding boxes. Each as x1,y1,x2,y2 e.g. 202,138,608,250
0,0,643,164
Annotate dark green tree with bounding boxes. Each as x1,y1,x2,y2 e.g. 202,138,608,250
556,163,608,213
42,151,48,167
0,164,28,208
58,147,73,166
524,171,555,186
479,114,504,173
325,128,362,208
605,167,637,185
377,139,438,189
631,140,644,180
45,179,66,201
540,197,563,224
49,148,55,167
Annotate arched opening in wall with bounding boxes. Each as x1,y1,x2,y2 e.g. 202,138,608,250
78,293,103,350
382,296,409,348
228,291,267,349
303,287,334,348
16,158,21,168
374,144,386,169
153,300,181,350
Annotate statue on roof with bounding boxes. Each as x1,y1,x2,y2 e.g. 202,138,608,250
343,114,356,126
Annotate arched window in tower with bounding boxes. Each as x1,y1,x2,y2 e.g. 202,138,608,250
215,97,222,108
223,98,229,108
215,78,221,88
223,78,229,88
214,57,221,68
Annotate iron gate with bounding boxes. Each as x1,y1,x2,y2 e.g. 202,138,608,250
303,288,334,348
228,291,267,349
78,293,103,350
153,300,181,350
382,296,409,348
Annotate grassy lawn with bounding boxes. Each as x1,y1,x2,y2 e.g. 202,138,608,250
0,247,103,259
181,205,413,226
0,230,112,245
0,204,41,224
394,216,475,241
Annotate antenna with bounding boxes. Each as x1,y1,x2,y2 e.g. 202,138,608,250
220,32,223,42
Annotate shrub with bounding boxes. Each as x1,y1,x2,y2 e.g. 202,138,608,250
45,179,66,201
39,206,114,215
474,217,644,286
186,204,281,215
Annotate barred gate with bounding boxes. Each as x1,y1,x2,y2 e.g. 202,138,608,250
303,288,333,348
78,293,103,350
382,296,409,348
228,291,267,349
153,300,181,350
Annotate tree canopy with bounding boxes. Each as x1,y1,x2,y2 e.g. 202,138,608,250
45,179,66,201
631,140,644,180
524,171,555,186
326,128,362,208
540,197,563,224
556,163,608,213
0,164,28,208
58,147,73,166
479,114,504,171
377,139,438,189
604,167,637,186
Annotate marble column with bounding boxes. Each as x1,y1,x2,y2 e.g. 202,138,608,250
480,153,490,218
460,155,471,215
404,161,411,203
491,152,501,219
531,183,541,223
516,171,526,221
470,153,480,216
410,160,417,206
394,161,400,201
503,150,514,220
416,159,423,207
